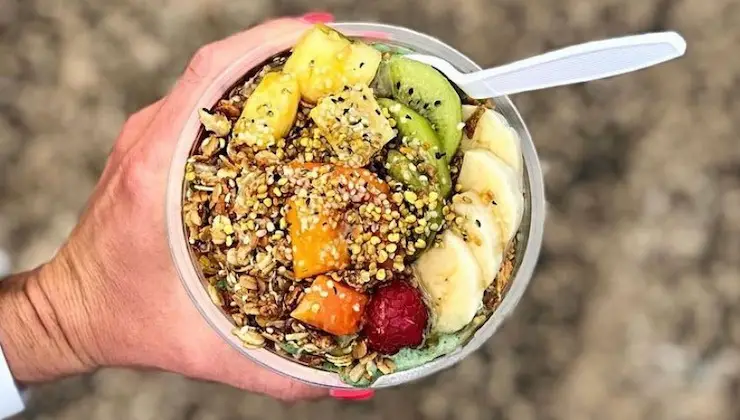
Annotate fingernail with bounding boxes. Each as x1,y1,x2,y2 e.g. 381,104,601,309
300,12,334,24
330,389,375,400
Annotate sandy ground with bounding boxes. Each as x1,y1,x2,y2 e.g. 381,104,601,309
2,0,739,419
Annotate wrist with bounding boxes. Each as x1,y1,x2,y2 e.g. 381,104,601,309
0,260,98,384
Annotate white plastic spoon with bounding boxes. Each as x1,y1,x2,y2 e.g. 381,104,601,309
405,31,686,98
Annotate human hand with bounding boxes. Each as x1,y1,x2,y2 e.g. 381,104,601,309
0,12,372,402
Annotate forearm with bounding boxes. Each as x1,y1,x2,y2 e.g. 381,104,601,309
0,262,96,384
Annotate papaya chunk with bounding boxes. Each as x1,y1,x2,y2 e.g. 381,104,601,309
289,162,390,196
286,163,392,279
291,275,369,335
287,197,350,279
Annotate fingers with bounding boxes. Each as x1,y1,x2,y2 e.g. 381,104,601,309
221,346,328,401
228,366,329,402
194,330,328,402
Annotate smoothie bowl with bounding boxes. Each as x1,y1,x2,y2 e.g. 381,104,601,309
166,22,545,389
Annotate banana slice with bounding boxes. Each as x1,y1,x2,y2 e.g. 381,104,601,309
451,191,505,289
414,231,484,334
457,149,524,245
462,105,523,178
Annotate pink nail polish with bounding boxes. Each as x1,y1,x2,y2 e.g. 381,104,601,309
330,389,375,400
300,12,335,24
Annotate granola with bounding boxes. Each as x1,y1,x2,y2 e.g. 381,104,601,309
182,24,525,387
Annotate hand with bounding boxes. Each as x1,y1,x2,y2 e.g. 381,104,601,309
0,13,372,402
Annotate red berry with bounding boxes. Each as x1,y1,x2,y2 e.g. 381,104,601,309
363,280,428,355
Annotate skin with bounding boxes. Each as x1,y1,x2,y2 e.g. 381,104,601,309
0,15,371,402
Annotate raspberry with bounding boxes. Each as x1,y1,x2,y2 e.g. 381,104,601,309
363,280,428,355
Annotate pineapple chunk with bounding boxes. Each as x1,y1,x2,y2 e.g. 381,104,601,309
342,42,382,87
284,24,381,103
232,72,300,149
309,84,395,167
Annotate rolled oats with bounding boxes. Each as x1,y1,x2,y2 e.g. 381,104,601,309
376,357,396,375
348,363,366,383
359,352,377,366
198,108,232,137
326,354,354,367
285,332,310,342
365,360,377,376
233,326,266,349
351,340,368,360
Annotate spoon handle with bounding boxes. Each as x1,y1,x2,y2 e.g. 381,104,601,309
466,32,686,97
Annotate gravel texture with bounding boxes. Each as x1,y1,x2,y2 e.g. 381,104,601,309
2,0,739,419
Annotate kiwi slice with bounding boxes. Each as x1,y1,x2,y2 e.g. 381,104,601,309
373,56,463,160
378,98,451,198
379,99,447,259
386,150,427,191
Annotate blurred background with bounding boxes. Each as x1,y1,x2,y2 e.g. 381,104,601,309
1,0,739,419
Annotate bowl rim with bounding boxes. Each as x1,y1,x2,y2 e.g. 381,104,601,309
165,21,545,389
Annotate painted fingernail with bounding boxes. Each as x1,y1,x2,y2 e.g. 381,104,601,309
300,12,334,24
330,389,375,400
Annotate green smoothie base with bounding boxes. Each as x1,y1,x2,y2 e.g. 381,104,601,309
338,313,488,387
390,331,467,371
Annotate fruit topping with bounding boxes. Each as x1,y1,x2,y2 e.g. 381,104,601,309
286,163,391,279
379,98,452,197
284,24,382,103
232,72,300,151
457,149,524,244
461,105,523,177
287,197,350,279
450,191,504,289
310,84,395,167
413,231,483,333
373,55,463,160
291,275,369,336
363,280,428,354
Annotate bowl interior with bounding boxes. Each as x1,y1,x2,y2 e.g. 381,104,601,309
166,22,545,389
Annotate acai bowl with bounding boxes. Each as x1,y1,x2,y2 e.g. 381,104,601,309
166,22,545,389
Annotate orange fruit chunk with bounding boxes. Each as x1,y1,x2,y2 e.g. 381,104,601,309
286,162,392,279
289,162,390,195
287,197,350,279
291,275,369,336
